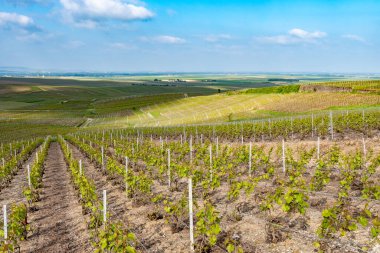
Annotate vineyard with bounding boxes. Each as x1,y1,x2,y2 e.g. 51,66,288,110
0,109,379,252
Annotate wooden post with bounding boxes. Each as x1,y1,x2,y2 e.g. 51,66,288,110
188,178,194,252
282,139,286,174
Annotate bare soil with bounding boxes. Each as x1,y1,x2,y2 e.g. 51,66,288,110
68,142,190,252
0,148,38,207
20,142,91,253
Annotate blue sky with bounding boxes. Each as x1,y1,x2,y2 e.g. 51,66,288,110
0,0,379,73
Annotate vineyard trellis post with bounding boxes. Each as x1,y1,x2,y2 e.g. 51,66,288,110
3,205,7,240
79,159,82,176
27,164,31,187
103,190,107,227
188,178,194,252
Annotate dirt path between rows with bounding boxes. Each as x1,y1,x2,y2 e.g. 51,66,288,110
68,142,189,252
0,147,39,207
20,142,91,253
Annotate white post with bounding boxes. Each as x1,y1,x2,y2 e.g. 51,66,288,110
3,205,7,240
282,139,286,174
317,137,320,160
79,159,82,176
249,142,252,177
103,190,107,226
27,165,31,188
188,178,194,252
180,134,183,145
160,136,163,151
2,158,4,168
167,149,171,188
330,111,334,140
125,156,128,197
311,113,314,138
36,152,39,163
241,135,244,144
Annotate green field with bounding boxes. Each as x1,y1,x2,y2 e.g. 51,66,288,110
0,75,379,141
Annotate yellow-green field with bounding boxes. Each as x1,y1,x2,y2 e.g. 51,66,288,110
90,92,380,127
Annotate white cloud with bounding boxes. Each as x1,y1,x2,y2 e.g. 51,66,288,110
204,34,232,42
0,12,35,28
342,34,367,43
257,28,327,45
109,42,136,50
154,35,186,44
60,0,154,28
0,12,42,41
288,28,326,40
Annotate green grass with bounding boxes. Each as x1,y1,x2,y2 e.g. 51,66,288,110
0,121,77,142
244,85,300,94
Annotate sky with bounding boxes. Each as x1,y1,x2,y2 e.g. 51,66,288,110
0,0,379,73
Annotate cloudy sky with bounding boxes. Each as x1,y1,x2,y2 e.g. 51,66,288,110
0,0,379,73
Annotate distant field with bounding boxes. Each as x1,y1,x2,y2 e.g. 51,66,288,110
90,91,380,127
0,76,379,137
